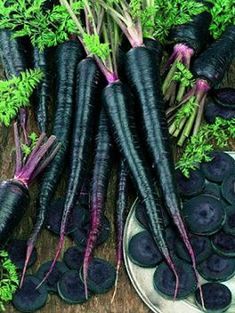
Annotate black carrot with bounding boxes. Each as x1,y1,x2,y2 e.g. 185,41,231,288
0,30,27,78
171,25,235,145
102,81,178,298
100,1,202,301
124,30,198,289
0,123,60,245
32,47,50,133
112,159,129,302
0,30,29,134
162,3,212,104
37,57,102,289
83,110,113,295
21,39,84,284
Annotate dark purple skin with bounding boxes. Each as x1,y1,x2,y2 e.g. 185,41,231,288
153,259,197,299
0,180,29,244
195,283,232,312
221,174,235,205
83,110,113,298
192,26,235,87
114,160,129,278
63,246,84,270
212,88,235,109
12,276,48,312
36,261,69,293
7,239,37,269
212,231,235,257
198,253,235,282
0,30,27,78
124,45,198,284
168,10,212,55
204,99,235,124
175,168,205,197
128,231,163,267
21,40,85,284
201,151,235,183
223,205,235,235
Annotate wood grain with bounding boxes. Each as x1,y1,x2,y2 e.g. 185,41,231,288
1,61,234,313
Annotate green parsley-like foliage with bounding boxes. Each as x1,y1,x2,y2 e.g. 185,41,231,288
21,132,39,157
177,117,235,177
0,0,84,50
83,34,111,61
172,62,195,88
129,0,156,38
0,250,19,311
154,0,207,43
207,0,235,39
0,69,43,126
174,96,197,128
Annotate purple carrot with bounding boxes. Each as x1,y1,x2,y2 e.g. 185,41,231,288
83,110,113,299
0,122,60,246
111,159,129,302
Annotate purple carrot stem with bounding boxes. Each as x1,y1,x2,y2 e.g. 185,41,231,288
162,49,178,74
163,43,194,74
14,123,23,176
15,136,57,185
20,242,34,288
30,143,61,181
19,108,29,145
24,133,47,165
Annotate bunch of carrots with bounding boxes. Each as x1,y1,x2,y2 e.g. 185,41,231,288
0,0,234,307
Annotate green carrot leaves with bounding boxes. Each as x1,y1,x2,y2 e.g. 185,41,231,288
0,0,84,50
207,0,235,39
177,117,235,177
0,69,43,126
83,34,110,61
172,62,195,88
0,250,19,311
21,132,39,157
154,0,207,43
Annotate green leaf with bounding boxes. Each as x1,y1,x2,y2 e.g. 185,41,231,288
153,0,207,43
0,69,43,127
206,0,235,39
177,117,235,177
0,1,84,50
0,250,19,311
83,33,111,61
172,62,195,87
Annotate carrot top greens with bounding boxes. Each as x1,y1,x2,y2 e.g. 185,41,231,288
207,0,235,39
0,69,43,126
154,0,207,44
0,250,19,312
21,132,39,157
0,0,84,50
177,117,235,177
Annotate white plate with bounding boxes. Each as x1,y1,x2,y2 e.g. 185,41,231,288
123,151,235,313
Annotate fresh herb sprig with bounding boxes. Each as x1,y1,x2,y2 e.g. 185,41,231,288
177,117,235,177
207,0,235,39
154,0,207,44
0,250,19,311
0,0,84,50
164,61,195,105
21,132,39,157
0,69,43,126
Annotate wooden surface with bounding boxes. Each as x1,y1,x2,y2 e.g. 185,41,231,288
1,62,234,313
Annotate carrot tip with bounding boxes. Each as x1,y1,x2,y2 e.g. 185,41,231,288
111,266,120,304
20,243,33,288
